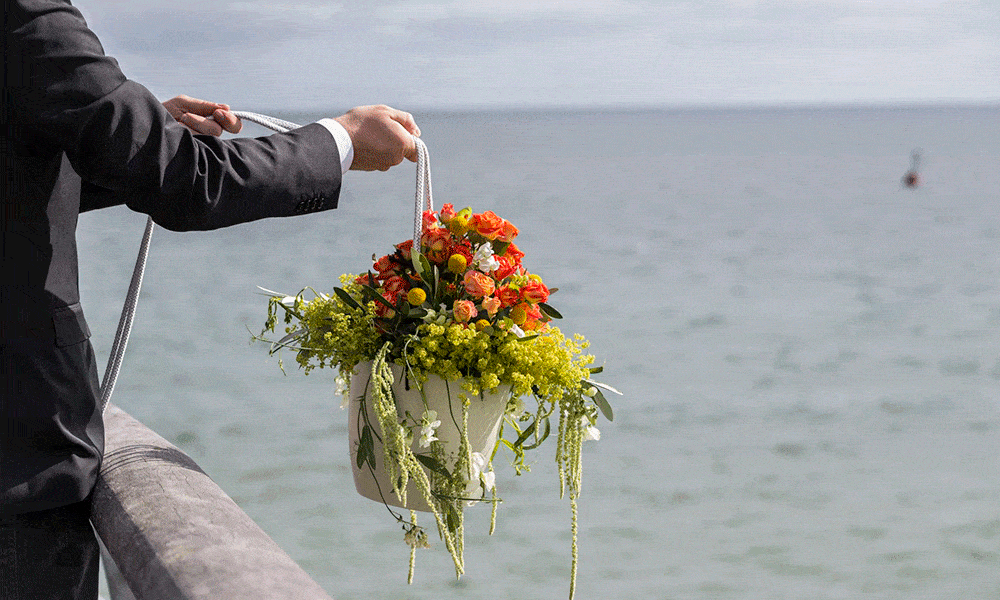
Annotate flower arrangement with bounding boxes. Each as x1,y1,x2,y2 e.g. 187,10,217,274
259,204,617,599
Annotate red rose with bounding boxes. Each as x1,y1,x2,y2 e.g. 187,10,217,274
497,285,520,308
493,255,517,281
374,293,396,319
422,209,438,231
382,275,409,302
520,280,549,304
373,254,396,278
395,239,414,261
503,242,525,263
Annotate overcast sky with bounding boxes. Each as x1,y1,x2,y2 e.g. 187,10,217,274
78,0,1000,112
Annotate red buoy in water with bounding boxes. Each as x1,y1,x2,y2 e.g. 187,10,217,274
902,149,921,188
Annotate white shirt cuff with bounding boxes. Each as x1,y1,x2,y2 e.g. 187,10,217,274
317,118,354,176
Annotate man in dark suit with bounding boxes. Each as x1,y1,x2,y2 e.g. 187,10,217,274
2,1,421,598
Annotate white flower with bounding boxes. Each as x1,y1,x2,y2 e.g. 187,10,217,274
580,416,601,441
472,243,499,273
418,410,441,448
470,452,487,478
509,324,525,338
470,451,495,495
280,295,297,307
336,376,349,410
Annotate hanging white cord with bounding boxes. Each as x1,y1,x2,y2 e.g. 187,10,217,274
98,215,154,413
99,111,301,415
412,136,433,249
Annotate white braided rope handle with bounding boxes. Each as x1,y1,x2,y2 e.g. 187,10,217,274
98,216,154,414
231,111,300,133
235,112,432,251
412,136,433,249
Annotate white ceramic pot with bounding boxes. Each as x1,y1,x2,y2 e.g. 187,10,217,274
347,360,510,512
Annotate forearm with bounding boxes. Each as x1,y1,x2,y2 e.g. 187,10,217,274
8,0,343,231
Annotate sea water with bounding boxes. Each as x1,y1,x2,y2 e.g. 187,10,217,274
82,105,1000,599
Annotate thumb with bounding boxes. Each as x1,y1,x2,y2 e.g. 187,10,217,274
403,134,418,163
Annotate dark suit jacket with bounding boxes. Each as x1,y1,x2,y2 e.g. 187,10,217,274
2,0,342,515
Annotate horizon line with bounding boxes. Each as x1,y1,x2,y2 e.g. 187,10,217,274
241,98,1000,118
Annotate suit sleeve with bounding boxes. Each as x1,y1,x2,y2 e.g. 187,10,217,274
6,0,342,231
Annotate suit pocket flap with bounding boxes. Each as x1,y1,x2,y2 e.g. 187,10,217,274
53,303,92,347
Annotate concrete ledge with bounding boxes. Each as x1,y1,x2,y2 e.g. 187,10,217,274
91,404,333,600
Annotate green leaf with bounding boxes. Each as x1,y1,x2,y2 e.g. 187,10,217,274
538,302,563,319
419,254,434,280
333,287,363,311
520,418,551,450
592,389,614,422
586,379,623,396
445,504,460,532
515,334,539,343
410,250,433,282
357,425,375,469
273,328,304,348
512,420,537,449
492,240,511,257
360,285,396,311
432,265,441,303
589,366,604,375
414,454,451,478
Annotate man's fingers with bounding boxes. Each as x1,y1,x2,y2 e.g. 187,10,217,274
178,112,223,136
391,110,420,137
212,109,243,134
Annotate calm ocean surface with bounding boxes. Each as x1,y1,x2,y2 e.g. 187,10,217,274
83,105,1000,599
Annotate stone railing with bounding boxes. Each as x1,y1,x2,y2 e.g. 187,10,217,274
91,405,333,600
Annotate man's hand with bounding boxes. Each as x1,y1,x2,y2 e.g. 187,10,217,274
163,95,242,136
335,105,420,171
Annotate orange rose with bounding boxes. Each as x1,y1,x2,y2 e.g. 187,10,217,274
453,300,478,323
522,303,545,330
520,280,549,304
421,227,452,263
481,296,501,317
463,270,496,298
471,211,505,239
498,220,519,242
